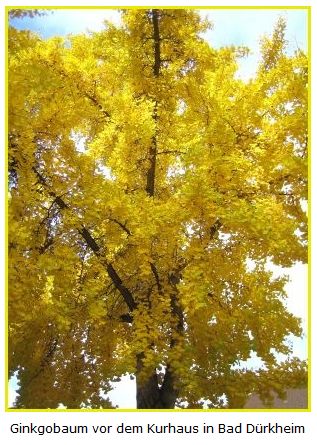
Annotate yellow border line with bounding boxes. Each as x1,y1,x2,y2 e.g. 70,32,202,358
307,5,312,414
5,408,310,413
5,5,9,413
5,4,311,414
7,5,310,10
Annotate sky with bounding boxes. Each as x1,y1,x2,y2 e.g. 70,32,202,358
9,8,308,80
8,8,308,409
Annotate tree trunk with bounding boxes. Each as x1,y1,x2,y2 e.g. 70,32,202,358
136,355,178,408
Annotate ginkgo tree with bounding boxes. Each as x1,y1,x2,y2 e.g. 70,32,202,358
8,9,308,409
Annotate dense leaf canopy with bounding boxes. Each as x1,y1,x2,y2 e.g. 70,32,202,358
8,9,308,409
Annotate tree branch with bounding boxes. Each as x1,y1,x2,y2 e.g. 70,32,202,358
152,9,161,78
109,217,132,236
83,92,111,119
210,218,222,239
145,9,161,197
157,150,186,155
150,262,163,294
32,167,137,312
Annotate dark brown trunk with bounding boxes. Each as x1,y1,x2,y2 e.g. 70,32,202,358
136,355,178,409
145,9,161,198
137,11,183,409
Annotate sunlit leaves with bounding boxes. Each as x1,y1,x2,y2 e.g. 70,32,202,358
8,11,307,408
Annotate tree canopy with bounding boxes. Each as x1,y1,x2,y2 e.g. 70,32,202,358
8,9,308,409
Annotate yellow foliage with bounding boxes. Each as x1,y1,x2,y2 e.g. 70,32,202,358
8,10,307,409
